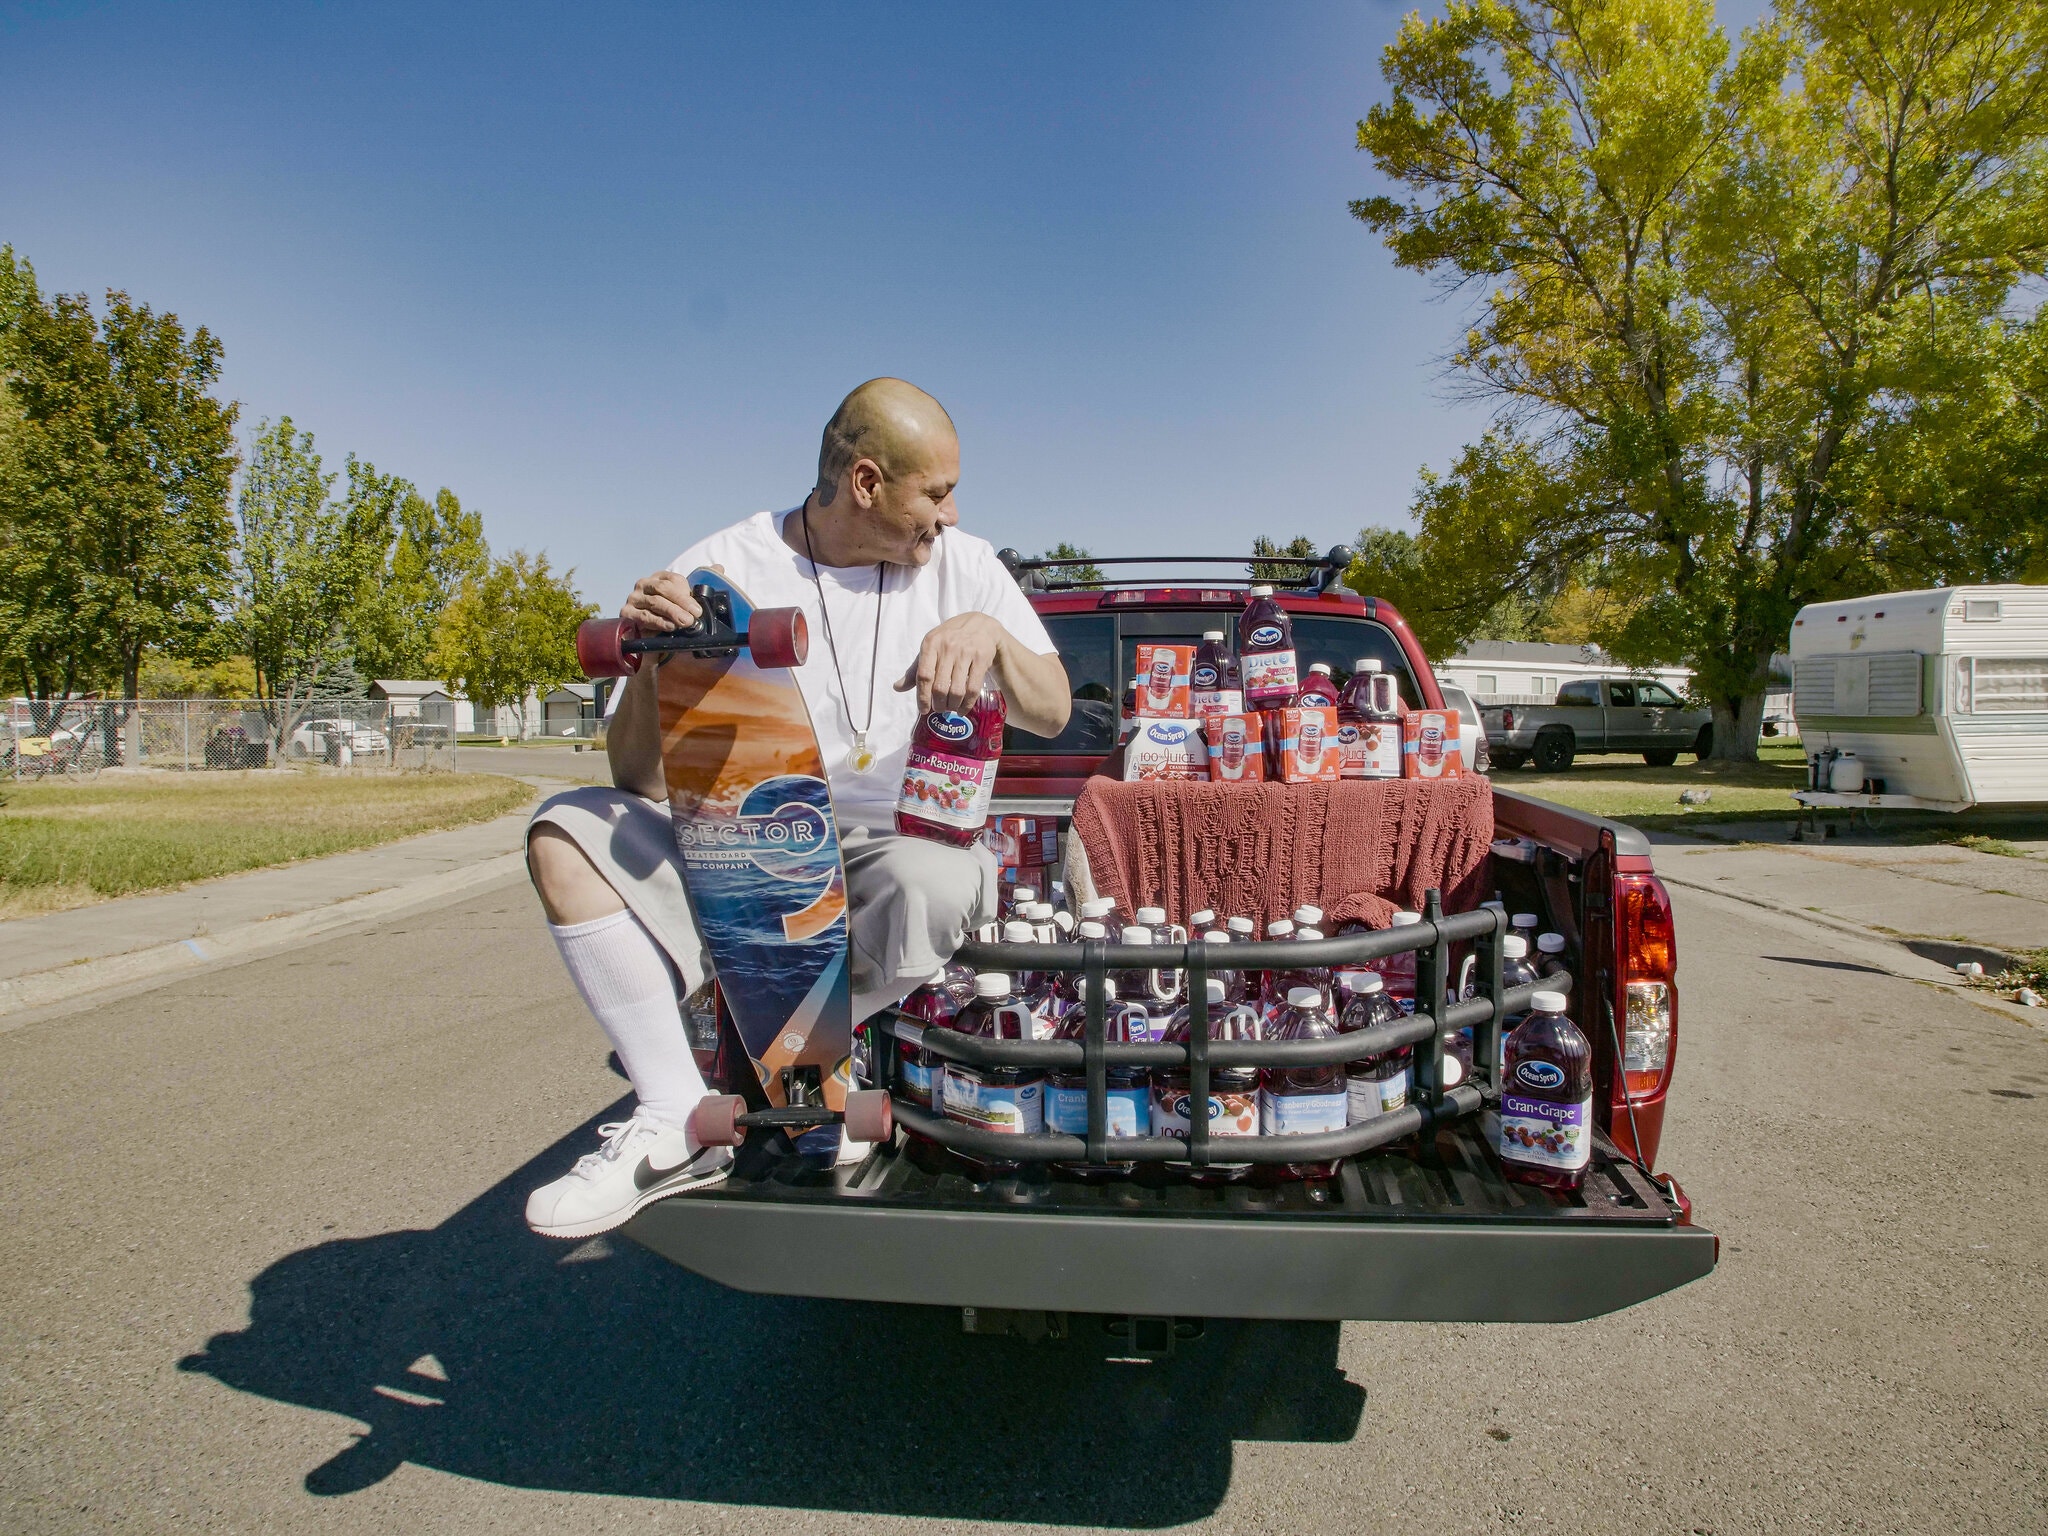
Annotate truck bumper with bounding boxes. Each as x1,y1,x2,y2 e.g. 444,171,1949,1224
623,1132,1717,1324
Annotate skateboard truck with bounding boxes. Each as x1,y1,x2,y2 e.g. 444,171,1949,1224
576,586,808,678
687,1086,893,1148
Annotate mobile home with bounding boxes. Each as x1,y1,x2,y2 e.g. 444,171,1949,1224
1789,584,2048,811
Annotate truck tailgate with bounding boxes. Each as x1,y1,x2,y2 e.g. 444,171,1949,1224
624,1127,1715,1323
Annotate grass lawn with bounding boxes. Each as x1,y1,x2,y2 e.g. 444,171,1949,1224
1497,741,1810,825
0,771,533,917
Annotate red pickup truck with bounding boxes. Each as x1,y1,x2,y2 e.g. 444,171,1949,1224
627,551,1715,1327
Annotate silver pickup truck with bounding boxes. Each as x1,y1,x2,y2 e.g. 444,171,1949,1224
1482,677,1713,772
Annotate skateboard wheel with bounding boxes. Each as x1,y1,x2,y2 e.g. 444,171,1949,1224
746,607,808,670
576,617,639,678
688,1093,746,1147
842,1089,893,1144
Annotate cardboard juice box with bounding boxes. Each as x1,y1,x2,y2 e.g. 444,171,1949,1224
1203,713,1265,782
1401,708,1464,779
1271,706,1341,783
1134,643,1195,719
982,815,1059,867
1124,718,1210,780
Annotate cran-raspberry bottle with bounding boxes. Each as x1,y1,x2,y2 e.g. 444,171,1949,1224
896,686,1007,848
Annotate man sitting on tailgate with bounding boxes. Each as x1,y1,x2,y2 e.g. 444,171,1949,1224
522,377,1070,1238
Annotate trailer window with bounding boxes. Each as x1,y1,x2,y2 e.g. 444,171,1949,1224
1968,657,2048,712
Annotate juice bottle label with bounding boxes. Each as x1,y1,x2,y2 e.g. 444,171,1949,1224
900,748,997,828
1259,1088,1348,1134
1347,1068,1409,1121
1046,1083,1148,1137
1241,647,1299,704
942,1070,1044,1133
1151,1086,1260,1137
899,1057,938,1108
1498,1092,1590,1170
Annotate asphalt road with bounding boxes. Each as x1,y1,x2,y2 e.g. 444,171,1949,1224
2,878,2043,1533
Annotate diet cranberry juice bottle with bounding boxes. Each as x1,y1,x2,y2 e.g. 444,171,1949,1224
1261,985,1349,1179
1337,659,1403,780
1190,630,1244,716
1238,585,1299,706
1497,989,1594,1192
896,686,1007,848
942,973,1046,1173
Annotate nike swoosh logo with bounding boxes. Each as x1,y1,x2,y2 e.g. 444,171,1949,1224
634,1149,711,1191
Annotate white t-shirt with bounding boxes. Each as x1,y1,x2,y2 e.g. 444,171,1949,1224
616,508,1057,833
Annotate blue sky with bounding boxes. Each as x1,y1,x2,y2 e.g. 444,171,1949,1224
3,1,1758,608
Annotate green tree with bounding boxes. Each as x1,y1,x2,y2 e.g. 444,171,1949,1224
344,460,487,679
0,255,117,728
1039,540,1105,587
1352,0,2048,758
98,293,240,705
1345,525,1553,657
428,551,594,732
1249,534,1323,584
234,419,377,750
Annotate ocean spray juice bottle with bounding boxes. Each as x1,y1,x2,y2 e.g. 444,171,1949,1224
1045,979,1149,1175
1238,585,1299,706
1153,979,1262,1183
1497,989,1594,1192
1190,631,1243,717
942,973,1046,1174
1260,985,1349,1179
1337,659,1402,780
896,686,1007,848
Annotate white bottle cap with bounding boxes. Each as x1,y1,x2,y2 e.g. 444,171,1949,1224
1227,915,1256,936
1011,886,1037,904
1513,912,1539,928
1287,986,1323,1009
1268,918,1296,938
1440,1050,1466,1087
976,973,1012,997
1125,928,1153,946
1292,904,1324,925
1297,927,1324,942
1249,584,1273,596
1205,977,1228,1003
1340,970,1385,994
1077,920,1107,940
1538,933,1567,954
1202,930,1230,944
1134,906,1167,925
1002,921,1034,942
1203,629,1224,641
1502,935,1528,958
1530,989,1568,1012
1051,910,1076,935
1310,662,1333,676
1356,657,1381,672
1481,899,1506,912
1100,979,1119,1001
1188,908,1217,928
1080,897,1118,919
1390,911,1421,927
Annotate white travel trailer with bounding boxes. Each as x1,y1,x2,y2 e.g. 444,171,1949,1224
1789,584,2048,812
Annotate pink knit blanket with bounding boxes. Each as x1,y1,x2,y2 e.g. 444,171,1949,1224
1071,777,1495,932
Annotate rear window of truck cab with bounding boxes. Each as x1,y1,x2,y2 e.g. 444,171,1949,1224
1008,607,1426,753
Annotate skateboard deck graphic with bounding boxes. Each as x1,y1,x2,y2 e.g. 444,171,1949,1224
655,569,852,1113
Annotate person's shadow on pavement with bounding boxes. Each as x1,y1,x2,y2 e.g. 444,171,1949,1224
179,1099,1364,1527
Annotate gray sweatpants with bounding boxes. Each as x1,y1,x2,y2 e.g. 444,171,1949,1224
529,786,997,1021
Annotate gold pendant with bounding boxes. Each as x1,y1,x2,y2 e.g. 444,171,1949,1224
850,732,875,773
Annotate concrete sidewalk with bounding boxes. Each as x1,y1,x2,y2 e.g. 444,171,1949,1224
0,781,557,1021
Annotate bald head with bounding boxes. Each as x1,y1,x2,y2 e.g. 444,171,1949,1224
816,378,956,502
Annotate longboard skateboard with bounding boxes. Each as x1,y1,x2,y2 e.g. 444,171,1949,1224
576,571,892,1154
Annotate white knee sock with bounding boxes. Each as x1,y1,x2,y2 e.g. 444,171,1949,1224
549,909,706,1130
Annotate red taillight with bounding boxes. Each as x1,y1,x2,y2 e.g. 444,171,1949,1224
1617,874,1677,1101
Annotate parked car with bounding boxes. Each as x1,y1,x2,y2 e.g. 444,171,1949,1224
1481,677,1713,772
1436,681,1490,774
287,718,390,762
627,551,1711,1328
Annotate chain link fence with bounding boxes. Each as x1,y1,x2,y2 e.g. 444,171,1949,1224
3,698,458,778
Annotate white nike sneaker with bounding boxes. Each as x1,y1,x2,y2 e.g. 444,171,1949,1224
525,1107,732,1240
